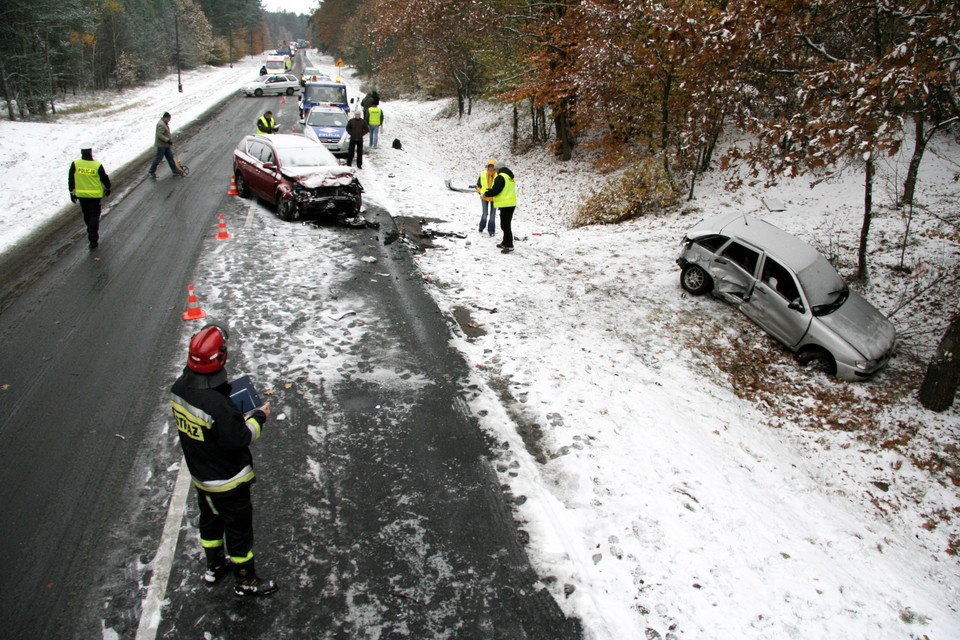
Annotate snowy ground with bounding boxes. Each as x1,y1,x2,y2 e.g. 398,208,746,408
2,53,959,639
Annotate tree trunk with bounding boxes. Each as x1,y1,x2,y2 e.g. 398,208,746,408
919,315,960,412
900,114,927,207
1,59,15,122
512,103,518,152
856,153,874,282
553,98,573,161
529,100,538,142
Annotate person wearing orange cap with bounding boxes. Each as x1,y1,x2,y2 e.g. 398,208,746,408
475,159,498,236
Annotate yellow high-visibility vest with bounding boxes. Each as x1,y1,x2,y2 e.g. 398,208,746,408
492,173,516,208
73,159,104,198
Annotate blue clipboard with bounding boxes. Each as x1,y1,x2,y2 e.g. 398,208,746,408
229,375,262,413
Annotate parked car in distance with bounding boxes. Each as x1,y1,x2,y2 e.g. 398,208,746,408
240,74,301,97
676,211,896,380
300,67,330,86
232,134,363,221
302,106,350,156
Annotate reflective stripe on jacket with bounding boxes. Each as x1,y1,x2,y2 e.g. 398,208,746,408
367,106,382,125
170,370,266,494
73,159,104,198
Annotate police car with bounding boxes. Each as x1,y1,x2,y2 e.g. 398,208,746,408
301,106,350,156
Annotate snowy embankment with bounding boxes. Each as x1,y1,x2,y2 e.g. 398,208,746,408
2,54,958,639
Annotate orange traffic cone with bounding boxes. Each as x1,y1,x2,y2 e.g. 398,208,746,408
291,125,296,133
281,95,286,104
216,214,231,240
182,284,206,321
228,175,239,195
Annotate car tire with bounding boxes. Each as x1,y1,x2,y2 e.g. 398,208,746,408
286,87,295,95
254,88,263,97
680,265,713,295
234,171,250,198
797,348,837,376
277,195,297,221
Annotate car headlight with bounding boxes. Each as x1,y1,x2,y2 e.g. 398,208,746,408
855,359,878,370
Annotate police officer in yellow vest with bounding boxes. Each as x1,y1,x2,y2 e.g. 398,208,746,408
68,143,111,250
256,110,279,134
482,162,517,254
366,104,383,149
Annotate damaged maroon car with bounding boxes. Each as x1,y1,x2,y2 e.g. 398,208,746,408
232,134,363,221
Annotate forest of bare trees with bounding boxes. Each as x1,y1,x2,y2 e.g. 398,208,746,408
0,0,306,120
4,0,959,404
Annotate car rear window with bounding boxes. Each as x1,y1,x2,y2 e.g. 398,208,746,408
304,84,347,104
719,241,760,275
277,146,337,167
695,234,728,253
307,111,348,127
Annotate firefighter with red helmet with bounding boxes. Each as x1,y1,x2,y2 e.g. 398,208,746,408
170,323,278,597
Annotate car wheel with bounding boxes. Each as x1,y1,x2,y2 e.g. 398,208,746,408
797,348,837,376
277,195,297,221
234,171,250,198
286,87,295,95
681,265,713,295
254,88,263,97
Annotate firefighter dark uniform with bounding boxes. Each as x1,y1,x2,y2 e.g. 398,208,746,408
68,145,111,249
170,323,277,597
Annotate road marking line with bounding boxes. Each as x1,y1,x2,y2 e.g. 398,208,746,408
244,200,258,228
135,456,192,640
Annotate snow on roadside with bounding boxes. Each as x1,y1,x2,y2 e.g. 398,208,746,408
2,53,958,638
365,95,960,638
0,56,261,254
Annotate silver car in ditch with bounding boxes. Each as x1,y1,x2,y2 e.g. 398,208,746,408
676,212,895,380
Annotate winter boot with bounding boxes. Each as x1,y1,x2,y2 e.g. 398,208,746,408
202,546,231,584
233,558,278,597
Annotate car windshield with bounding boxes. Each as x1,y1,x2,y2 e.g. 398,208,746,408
303,68,320,77
304,85,346,103
249,76,267,84
307,111,347,127
277,145,337,167
795,255,848,314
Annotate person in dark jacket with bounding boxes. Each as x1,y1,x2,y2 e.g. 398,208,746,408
256,110,279,134
259,65,268,76
482,162,517,253
170,323,278,597
68,143,111,250
345,111,369,169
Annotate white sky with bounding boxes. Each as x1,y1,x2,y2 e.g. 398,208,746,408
262,0,317,16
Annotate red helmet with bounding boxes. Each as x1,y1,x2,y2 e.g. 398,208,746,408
187,323,229,373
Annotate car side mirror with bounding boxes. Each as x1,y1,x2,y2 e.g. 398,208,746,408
788,299,805,313
263,162,276,170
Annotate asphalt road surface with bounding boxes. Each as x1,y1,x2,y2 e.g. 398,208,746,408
0,54,582,639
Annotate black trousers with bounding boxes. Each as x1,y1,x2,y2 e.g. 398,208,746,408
197,484,254,561
499,206,515,248
78,198,102,246
347,138,364,168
